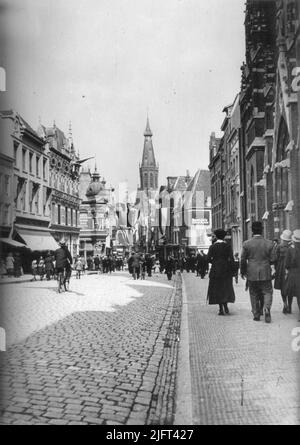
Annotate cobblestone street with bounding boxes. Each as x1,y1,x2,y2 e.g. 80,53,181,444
0,272,181,425
176,273,300,425
1,270,300,425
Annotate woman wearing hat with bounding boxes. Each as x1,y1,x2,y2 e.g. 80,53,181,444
274,229,292,314
207,229,235,315
284,230,300,318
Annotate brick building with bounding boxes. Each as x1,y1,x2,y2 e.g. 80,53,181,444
38,122,81,257
0,111,59,271
209,132,223,232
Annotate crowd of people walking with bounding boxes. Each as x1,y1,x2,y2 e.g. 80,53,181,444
206,221,300,323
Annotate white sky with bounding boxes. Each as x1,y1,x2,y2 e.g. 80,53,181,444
0,0,245,192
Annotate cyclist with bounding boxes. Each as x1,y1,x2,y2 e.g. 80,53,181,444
54,241,73,292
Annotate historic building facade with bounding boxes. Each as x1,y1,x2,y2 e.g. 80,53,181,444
240,0,277,240
136,117,160,252
38,122,81,257
209,0,300,248
270,0,300,237
209,132,223,233
0,115,15,240
0,110,59,270
78,166,116,260
222,95,243,254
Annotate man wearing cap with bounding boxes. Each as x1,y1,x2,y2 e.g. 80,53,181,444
54,241,73,279
241,221,276,323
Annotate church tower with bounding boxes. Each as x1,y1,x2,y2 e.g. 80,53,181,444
139,116,159,191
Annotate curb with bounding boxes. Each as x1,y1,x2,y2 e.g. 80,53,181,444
174,273,193,425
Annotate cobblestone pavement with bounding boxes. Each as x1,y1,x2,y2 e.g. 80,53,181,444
0,272,181,425
178,273,300,425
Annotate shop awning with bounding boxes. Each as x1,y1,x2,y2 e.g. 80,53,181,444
17,230,60,251
0,238,27,248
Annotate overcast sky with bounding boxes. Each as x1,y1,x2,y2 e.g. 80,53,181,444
0,0,245,192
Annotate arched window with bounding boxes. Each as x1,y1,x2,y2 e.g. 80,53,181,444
150,173,154,189
250,166,255,219
143,173,148,189
276,117,289,204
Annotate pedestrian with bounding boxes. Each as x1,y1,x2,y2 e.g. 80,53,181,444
38,256,45,280
132,252,141,280
87,256,93,271
140,257,146,280
13,252,22,278
5,252,14,278
241,221,276,323
207,229,235,315
232,253,240,284
44,251,54,280
153,260,160,276
284,229,300,319
31,258,38,281
0,258,6,278
94,255,100,273
196,250,208,279
274,229,292,314
54,241,73,291
75,257,83,279
165,256,174,281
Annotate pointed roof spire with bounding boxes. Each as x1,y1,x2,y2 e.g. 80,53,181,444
144,114,152,137
68,121,73,141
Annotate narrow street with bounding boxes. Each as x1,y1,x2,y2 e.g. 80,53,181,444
1,271,299,425
0,272,181,425
176,273,300,425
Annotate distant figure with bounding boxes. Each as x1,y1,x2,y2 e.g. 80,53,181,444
13,253,22,278
207,229,235,315
241,221,276,323
45,251,54,280
165,256,174,281
284,229,300,319
153,260,160,276
38,256,45,281
75,257,83,279
196,250,208,279
5,253,14,278
274,229,292,313
132,252,141,280
31,259,38,281
0,258,6,278
94,255,100,272
232,253,240,284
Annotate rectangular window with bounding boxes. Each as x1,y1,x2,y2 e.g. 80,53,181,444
75,210,78,227
14,143,18,163
70,208,73,226
58,205,61,225
34,188,39,214
65,207,68,225
36,156,40,177
43,158,47,179
22,148,26,171
29,153,33,173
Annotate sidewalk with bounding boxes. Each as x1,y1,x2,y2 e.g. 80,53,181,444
175,272,300,425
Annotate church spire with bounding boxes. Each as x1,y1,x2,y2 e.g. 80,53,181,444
144,115,153,137
139,115,159,191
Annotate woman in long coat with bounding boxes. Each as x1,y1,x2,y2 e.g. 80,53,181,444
284,229,300,318
207,229,235,315
274,229,292,313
